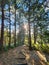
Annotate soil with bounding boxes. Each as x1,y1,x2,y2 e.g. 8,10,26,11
0,45,49,65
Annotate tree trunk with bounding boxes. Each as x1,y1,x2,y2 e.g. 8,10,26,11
28,0,32,50
8,4,11,47
28,20,32,50
40,28,42,44
14,9,16,46
0,0,4,50
14,0,16,47
34,22,37,44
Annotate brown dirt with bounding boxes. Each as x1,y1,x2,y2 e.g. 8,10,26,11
0,45,49,65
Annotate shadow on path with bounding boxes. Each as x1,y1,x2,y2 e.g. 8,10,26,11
0,45,49,65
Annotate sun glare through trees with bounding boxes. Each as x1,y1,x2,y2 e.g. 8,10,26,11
0,0,49,65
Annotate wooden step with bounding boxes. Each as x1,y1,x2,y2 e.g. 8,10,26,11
16,57,25,60
17,63,28,65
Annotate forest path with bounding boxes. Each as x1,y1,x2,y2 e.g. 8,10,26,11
0,45,49,65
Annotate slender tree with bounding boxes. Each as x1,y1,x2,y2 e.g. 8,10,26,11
8,1,11,47
0,0,4,50
14,0,16,46
25,0,32,50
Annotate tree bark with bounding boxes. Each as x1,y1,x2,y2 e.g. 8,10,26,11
34,22,37,44
28,19,32,50
14,0,16,47
0,0,4,50
40,28,42,44
8,4,11,47
28,0,32,50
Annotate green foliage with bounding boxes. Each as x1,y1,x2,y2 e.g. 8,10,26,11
44,31,49,43
3,46,9,52
0,0,49,52
41,44,49,54
47,62,49,65
10,45,15,49
32,43,49,54
32,43,40,50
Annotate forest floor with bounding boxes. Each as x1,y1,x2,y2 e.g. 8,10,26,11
0,45,49,65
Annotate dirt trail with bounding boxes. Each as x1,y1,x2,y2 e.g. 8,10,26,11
0,45,49,65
